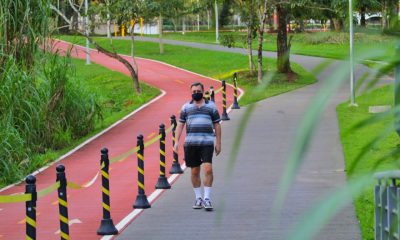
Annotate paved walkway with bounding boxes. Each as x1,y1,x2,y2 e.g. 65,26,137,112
115,38,392,239
0,37,390,239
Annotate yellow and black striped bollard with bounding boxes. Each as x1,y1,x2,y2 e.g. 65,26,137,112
232,72,240,109
210,86,215,102
97,148,118,235
56,165,70,240
25,175,37,240
155,124,171,189
204,91,210,101
133,135,151,209
221,80,230,120
169,115,183,174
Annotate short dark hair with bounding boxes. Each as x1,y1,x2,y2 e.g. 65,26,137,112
190,82,204,90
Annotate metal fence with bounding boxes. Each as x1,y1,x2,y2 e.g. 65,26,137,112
374,171,400,240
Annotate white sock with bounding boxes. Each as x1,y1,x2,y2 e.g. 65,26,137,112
194,187,202,199
204,187,212,200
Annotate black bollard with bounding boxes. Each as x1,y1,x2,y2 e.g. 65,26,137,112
97,148,118,235
25,175,37,240
155,124,171,189
133,135,151,209
221,80,230,120
169,115,183,174
205,91,210,101
232,72,240,109
210,86,215,102
56,165,70,240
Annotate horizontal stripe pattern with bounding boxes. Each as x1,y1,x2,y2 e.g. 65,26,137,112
179,100,220,146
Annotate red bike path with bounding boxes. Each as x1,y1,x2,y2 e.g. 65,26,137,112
0,40,238,239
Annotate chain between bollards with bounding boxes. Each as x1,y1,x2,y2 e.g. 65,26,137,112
155,124,171,189
25,175,37,240
133,135,151,209
221,80,230,120
56,165,70,240
169,115,183,174
232,72,240,109
97,148,118,235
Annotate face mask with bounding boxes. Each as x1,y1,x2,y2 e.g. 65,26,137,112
192,92,203,101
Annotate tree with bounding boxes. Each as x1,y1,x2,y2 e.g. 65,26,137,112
220,0,234,27
145,0,189,54
236,0,257,75
50,0,144,93
355,0,380,27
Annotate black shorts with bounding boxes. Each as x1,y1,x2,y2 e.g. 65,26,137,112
184,145,214,168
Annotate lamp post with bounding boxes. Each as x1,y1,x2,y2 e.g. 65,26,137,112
85,0,90,65
349,0,356,105
215,0,219,43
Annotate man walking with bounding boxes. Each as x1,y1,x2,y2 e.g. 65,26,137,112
174,82,221,211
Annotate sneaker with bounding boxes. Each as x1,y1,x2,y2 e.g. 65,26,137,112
193,198,203,209
203,198,213,211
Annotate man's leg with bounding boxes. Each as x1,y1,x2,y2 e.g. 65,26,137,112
202,163,213,187
202,163,213,200
191,166,201,188
202,163,214,210
191,166,203,209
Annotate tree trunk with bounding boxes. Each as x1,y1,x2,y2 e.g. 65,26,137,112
207,10,210,30
247,26,254,75
89,37,141,94
257,28,264,83
72,12,79,31
276,4,291,74
257,0,268,83
107,15,111,38
389,0,398,27
172,19,177,32
159,14,164,54
329,18,335,30
299,19,305,32
197,14,200,31
106,0,111,38
382,0,388,29
332,18,343,31
182,16,186,34
360,6,366,27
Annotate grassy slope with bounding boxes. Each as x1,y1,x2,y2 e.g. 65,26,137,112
337,85,399,240
13,59,159,189
59,35,316,106
141,31,397,60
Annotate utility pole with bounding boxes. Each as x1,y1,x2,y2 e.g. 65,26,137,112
85,0,90,64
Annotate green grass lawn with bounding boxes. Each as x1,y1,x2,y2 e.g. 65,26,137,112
9,59,159,189
139,31,397,60
58,35,316,106
337,85,399,240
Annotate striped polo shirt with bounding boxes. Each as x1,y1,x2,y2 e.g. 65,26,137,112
179,100,221,146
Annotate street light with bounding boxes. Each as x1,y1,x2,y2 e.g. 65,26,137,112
349,0,356,105
85,0,90,65
215,0,219,43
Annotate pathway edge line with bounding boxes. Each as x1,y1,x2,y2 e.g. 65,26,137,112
0,90,166,193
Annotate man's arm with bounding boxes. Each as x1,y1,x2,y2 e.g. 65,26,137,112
173,122,185,152
214,122,221,156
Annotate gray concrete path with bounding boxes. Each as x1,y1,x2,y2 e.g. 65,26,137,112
116,38,392,240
